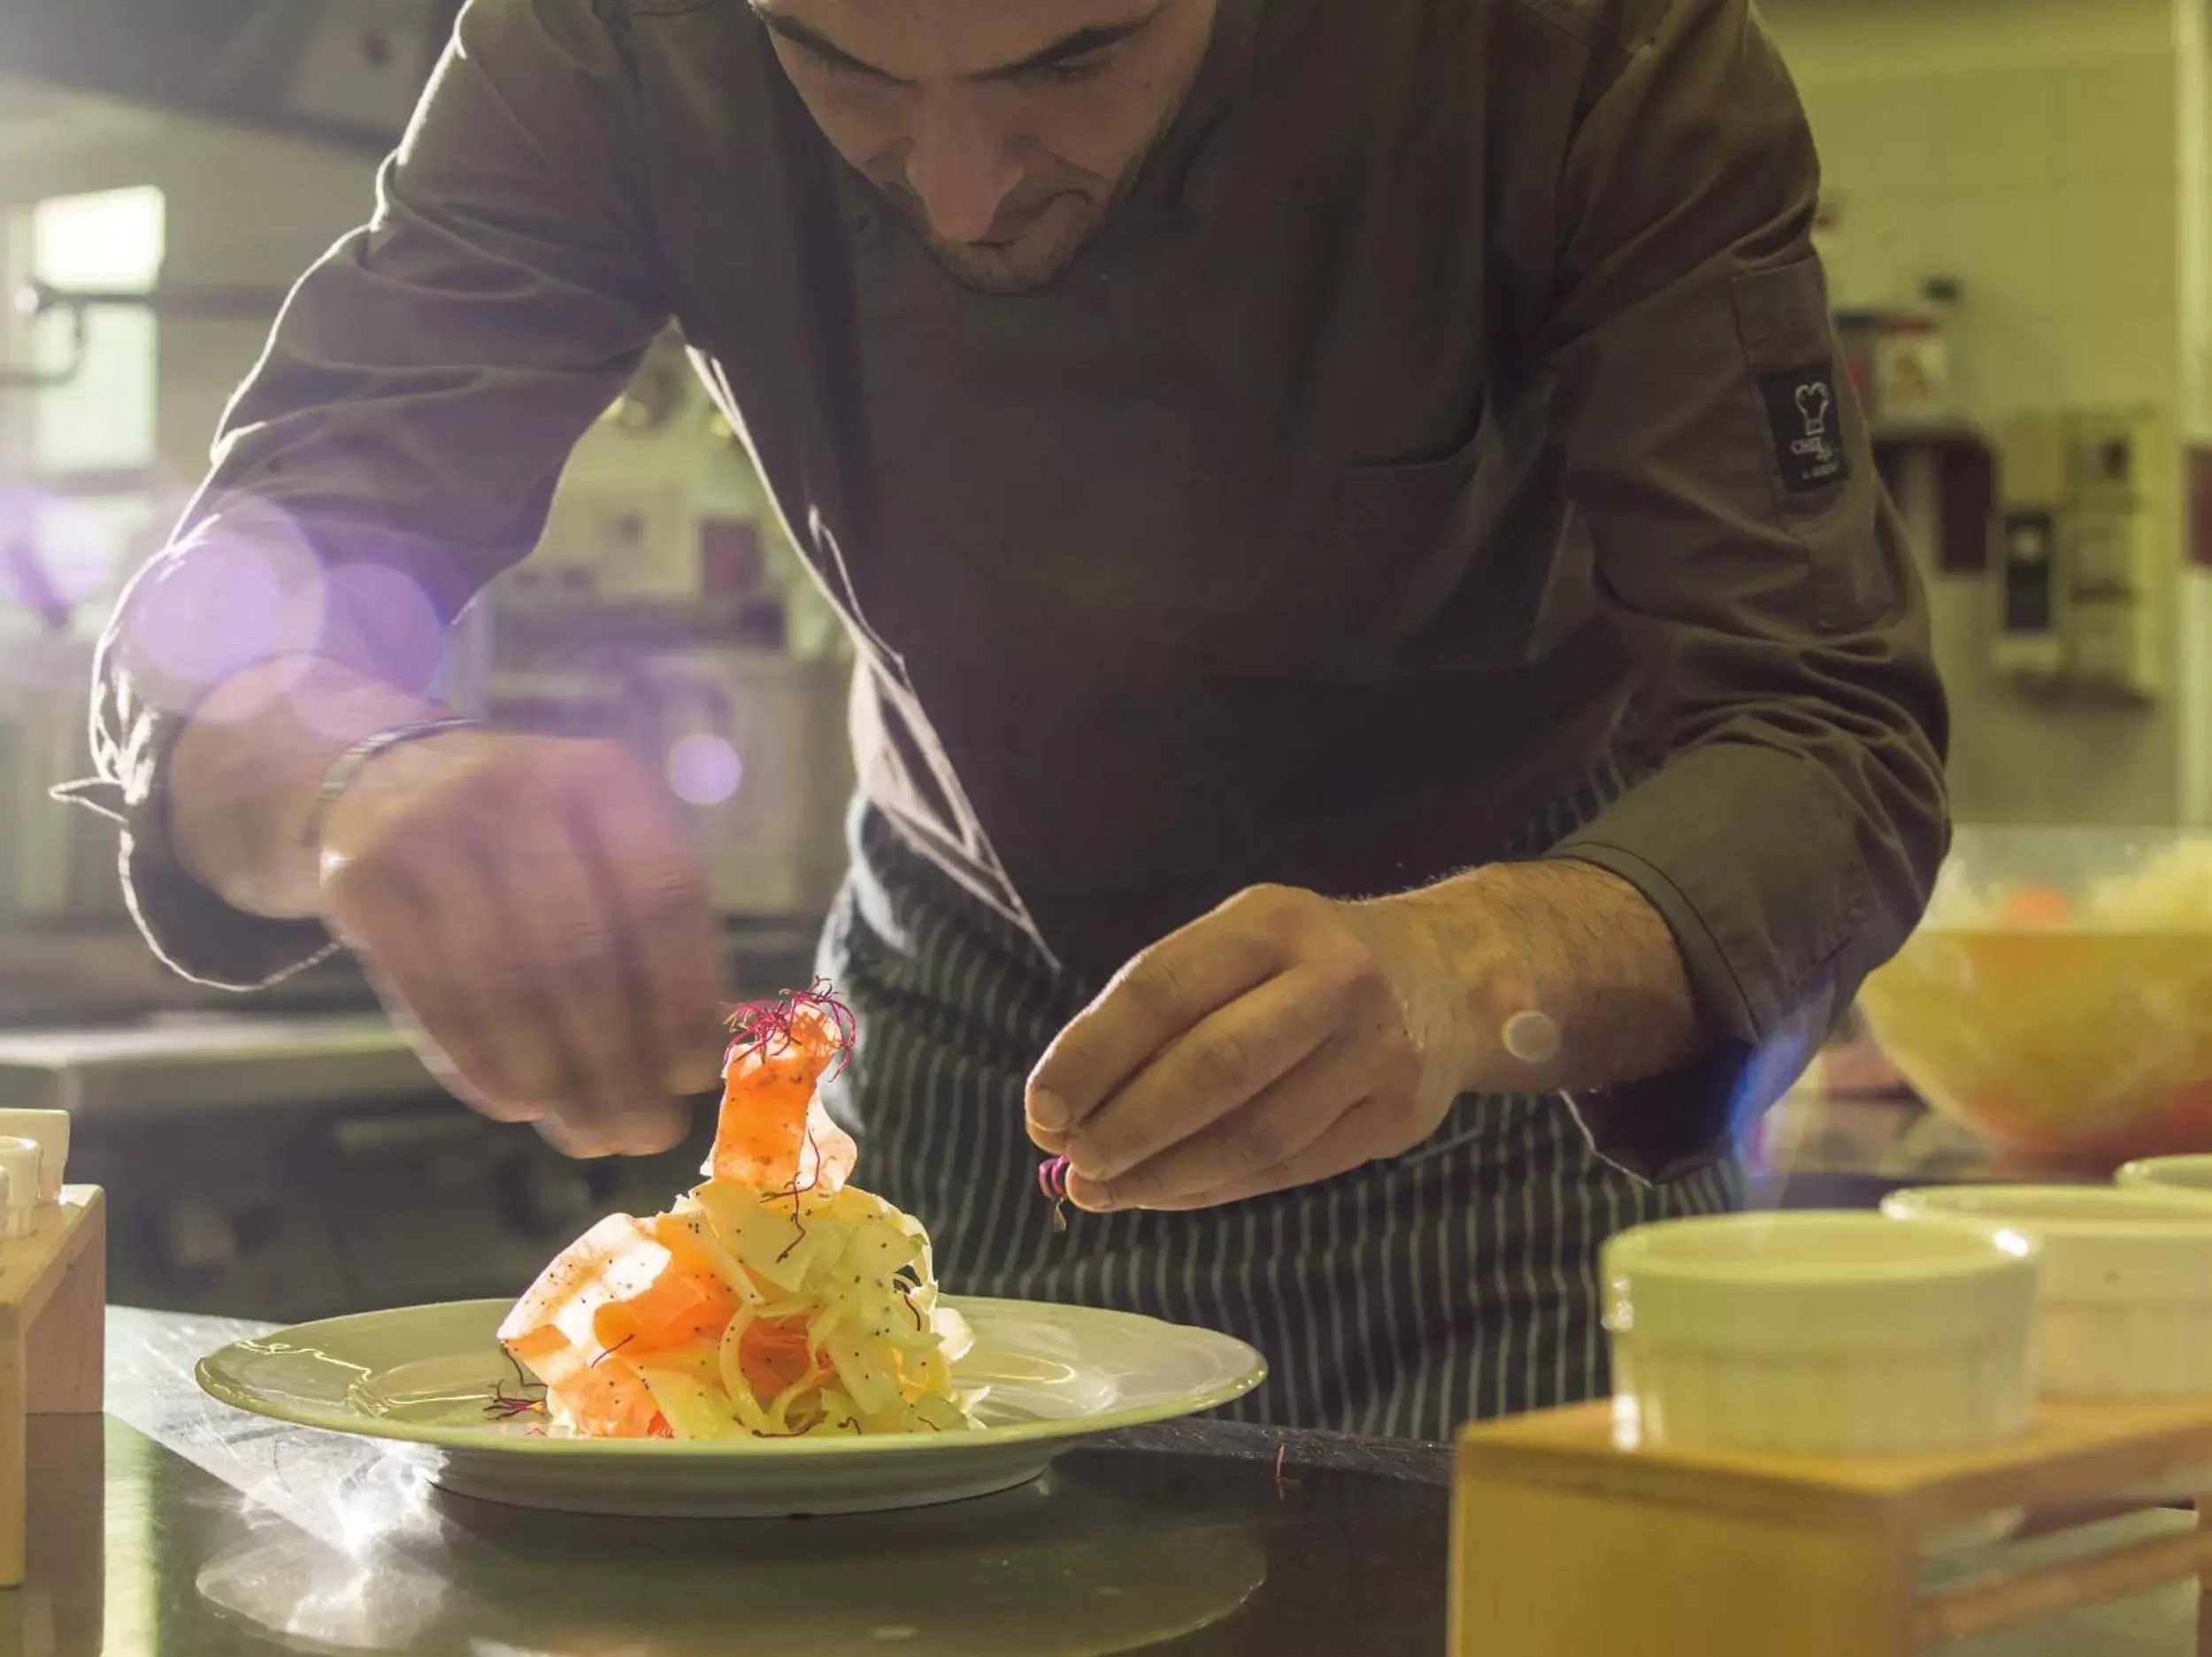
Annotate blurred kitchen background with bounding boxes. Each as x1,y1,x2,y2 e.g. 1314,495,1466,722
3,0,2212,1318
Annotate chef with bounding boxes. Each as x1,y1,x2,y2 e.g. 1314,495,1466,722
70,0,1947,1438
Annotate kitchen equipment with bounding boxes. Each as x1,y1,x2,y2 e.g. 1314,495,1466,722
196,1296,1266,1517
1882,1185,2212,1402
2118,1155,2212,1197
1989,410,2165,698
636,645,854,920
0,1174,104,1589
488,625,854,924
0,636,128,925
1856,825,2212,1159
1452,1393,2212,1657
1601,1210,2039,1458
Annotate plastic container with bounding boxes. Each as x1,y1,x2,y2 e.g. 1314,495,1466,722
1602,1211,2039,1458
1857,826,2212,1158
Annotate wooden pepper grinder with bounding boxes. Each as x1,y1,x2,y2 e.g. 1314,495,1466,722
0,1110,103,1591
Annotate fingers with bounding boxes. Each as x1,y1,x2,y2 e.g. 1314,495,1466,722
1026,906,1287,1136
340,815,680,1157
478,785,685,1155
1101,1092,1410,1212
327,847,557,1124
1054,966,1340,1185
352,918,541,1125
1068,1028,1363,1208
562,754,727,1098
319,735,717,1160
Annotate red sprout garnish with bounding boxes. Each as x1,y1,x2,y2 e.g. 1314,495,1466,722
725,979,857,1081
486,1349,549,1423
777,1199,810,1265
1038,1156,1072,1233
773,1140,818,1264
590,1334,637,1370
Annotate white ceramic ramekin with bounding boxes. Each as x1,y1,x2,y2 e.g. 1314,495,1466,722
2116,1156,2212,1201
1881,1185,2212,1401
1602,1211,2040,1458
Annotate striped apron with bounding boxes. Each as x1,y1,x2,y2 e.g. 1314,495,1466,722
815,759,1746,1442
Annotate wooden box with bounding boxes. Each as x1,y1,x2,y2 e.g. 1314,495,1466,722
0,1188,104,1590
1455,1396,2212,1656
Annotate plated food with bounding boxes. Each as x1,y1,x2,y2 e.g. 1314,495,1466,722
496,983,981,1441
195,978,1265,1515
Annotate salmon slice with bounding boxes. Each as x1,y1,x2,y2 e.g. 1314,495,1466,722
737,1315,818,1400
499,1211,737,1431
709,988,858,1194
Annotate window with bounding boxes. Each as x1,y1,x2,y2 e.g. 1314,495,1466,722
28,184,165,476
1,185,165,642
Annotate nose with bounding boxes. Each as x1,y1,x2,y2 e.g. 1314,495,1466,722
903,96,1023,243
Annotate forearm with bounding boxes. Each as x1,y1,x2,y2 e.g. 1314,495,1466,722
1367,858,1707,1097
170,656,444,919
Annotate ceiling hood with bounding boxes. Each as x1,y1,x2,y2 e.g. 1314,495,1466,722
0,0,461,151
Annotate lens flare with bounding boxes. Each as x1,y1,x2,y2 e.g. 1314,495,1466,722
666,733,741,806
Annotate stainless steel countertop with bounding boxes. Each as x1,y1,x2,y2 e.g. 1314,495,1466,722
0,918,827,1121
13,1308,2207,1654
0,1015,438,1120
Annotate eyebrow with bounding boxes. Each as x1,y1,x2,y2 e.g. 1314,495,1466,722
747,3,1166,84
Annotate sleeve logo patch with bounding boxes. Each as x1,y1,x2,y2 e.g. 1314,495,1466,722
1759,365,1850,495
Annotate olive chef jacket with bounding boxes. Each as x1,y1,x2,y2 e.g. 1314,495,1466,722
73,0,1949,1178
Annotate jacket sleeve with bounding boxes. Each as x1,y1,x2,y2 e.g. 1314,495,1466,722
1533,0,1951,1171
63,0,671,988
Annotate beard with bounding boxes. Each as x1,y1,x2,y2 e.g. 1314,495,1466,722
877,54,1210,295
907,193,1106,294
903,193,1112,295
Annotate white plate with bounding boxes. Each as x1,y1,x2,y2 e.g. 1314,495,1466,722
196,1296,1266,1518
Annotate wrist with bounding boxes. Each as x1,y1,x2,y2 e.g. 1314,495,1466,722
1350,878,1524,1099
171,656,445,917
1357,858,1701,1096
300,717,481,856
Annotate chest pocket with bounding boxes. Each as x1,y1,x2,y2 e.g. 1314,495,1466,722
1313,422,1494,658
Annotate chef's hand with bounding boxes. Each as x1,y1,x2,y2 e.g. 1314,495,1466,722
318,729,727,1158
1024,864,1704,1210
1024,886,1473,1211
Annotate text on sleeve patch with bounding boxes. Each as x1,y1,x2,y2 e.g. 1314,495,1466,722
1758,365,1850,495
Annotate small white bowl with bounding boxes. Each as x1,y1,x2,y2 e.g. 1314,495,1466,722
1881,1185,2212,1402
0,1109,66,1203
1603,1211,2039,1459
2116,1156,2212,1201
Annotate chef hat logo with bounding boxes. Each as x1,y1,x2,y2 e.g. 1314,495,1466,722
1795,380,1832,439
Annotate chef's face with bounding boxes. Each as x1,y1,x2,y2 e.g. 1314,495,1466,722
751,0,1220,293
